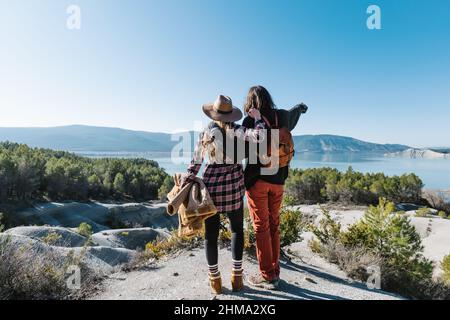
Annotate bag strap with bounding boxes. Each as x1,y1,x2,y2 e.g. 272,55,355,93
261,115,271,129
261,111,278,128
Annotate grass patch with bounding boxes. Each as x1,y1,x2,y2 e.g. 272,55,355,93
125,230,203,270
0,235,101,300
442,254,450,284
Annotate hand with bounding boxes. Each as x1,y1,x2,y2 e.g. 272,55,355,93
248,108,261,121
297,103,308,114
180,175,189,188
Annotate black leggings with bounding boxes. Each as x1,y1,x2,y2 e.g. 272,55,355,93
204,205,244,266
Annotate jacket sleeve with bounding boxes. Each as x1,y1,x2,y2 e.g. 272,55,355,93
279,104,303,131
233,119,266,143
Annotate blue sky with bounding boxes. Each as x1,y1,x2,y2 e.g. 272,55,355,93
0,0,449,147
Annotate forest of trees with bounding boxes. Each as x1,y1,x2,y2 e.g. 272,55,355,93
0,142,173,202
0,141,429,207
285,167,425,205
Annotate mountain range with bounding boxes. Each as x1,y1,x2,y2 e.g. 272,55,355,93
0,125,411,153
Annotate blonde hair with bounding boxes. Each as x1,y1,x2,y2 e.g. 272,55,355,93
201,121,234,162
214,121,232,131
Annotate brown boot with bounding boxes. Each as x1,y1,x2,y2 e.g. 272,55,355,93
231,269,244,292
209,272,222,295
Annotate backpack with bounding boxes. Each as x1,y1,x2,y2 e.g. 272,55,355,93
259,111,295,169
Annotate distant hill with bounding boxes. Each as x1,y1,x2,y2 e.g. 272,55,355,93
387,148,450,159
0,125,410,153
0,125,180,152
293,134,410,153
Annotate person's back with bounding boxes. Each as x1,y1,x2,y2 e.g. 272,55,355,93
182,94,266,295
242,85,308,290
242,104,306,189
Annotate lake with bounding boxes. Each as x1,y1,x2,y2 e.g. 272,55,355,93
76,151,450,191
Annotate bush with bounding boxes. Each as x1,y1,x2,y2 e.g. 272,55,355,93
244,208,255,252
309,199,443,299
77,222,93,238
316,240,382,281
243,207,305,251
415,207,432,217
42,232,62,245
282,194,297,207
0,236,98,299
280,209,304,247
442,254,450,284
143,231,202,260
309,208,342,245
438,211,448,219
123,231,203,270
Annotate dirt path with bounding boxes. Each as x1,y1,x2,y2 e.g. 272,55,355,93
92,240,402,300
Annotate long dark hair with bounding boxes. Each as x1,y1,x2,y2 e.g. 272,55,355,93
244,86,276,117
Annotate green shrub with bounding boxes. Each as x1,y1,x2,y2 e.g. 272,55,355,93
309,208,342,245
243,207,304,250
42,232,62,245
442,254,450,284
415,207,432,217
310,198,438,299
438,211,448,219
340,221,373,248
282,194,297,207
244,207,255,251
280,209,304,247
77,222,93,237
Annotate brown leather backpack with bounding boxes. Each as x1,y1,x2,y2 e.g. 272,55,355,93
259,112,295,169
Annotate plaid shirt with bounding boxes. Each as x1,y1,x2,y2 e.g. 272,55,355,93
185,119,266,213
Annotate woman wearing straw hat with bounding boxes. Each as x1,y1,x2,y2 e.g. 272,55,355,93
181,94,266,295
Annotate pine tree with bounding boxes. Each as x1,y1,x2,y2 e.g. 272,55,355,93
113,173,126,195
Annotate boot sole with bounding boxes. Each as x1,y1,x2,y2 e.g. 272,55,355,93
247,280,276,290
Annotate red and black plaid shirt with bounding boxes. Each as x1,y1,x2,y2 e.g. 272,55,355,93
185,120,266,213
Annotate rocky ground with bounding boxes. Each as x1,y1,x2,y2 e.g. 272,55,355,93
2,201,449,300
92,241,401,300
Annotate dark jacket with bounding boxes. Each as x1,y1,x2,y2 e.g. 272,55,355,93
242,104,303,190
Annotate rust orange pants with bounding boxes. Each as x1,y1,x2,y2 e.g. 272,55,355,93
246,179,284,281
